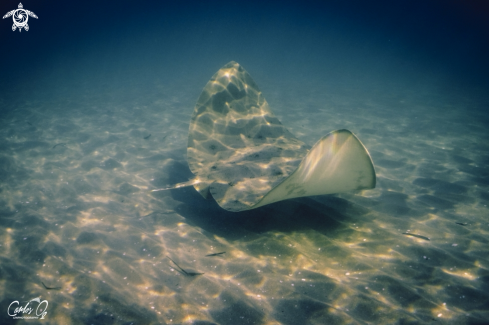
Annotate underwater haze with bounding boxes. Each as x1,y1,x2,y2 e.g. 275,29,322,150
1,0,489,324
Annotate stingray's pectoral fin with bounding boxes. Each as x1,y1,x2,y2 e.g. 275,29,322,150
192,181,212,199
252,129,376,209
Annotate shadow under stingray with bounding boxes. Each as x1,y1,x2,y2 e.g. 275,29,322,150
169,185,366,241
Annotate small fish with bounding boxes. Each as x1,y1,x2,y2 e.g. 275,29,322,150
167,256,204,276
455,222,467,226
41,281,61,290
27,122,33,126
402,233,430,241
52,143,66,149
205,251,226,257
144,134,151,139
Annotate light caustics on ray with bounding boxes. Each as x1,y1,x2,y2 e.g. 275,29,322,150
151,61,376,211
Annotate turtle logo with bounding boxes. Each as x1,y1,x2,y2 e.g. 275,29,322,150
3,3,38,32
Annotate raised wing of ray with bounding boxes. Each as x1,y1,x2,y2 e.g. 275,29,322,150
151,61,375,212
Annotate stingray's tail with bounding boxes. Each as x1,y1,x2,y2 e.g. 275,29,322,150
148,178,202,192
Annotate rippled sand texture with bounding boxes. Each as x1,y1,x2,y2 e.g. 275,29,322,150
0,75,488,324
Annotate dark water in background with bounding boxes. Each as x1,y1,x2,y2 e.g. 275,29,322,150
1,0,489,324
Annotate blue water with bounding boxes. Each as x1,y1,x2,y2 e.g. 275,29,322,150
1,1,488,324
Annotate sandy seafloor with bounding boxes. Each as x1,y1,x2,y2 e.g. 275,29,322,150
0,67,489,325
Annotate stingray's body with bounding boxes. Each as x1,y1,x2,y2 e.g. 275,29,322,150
154,61,375,212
